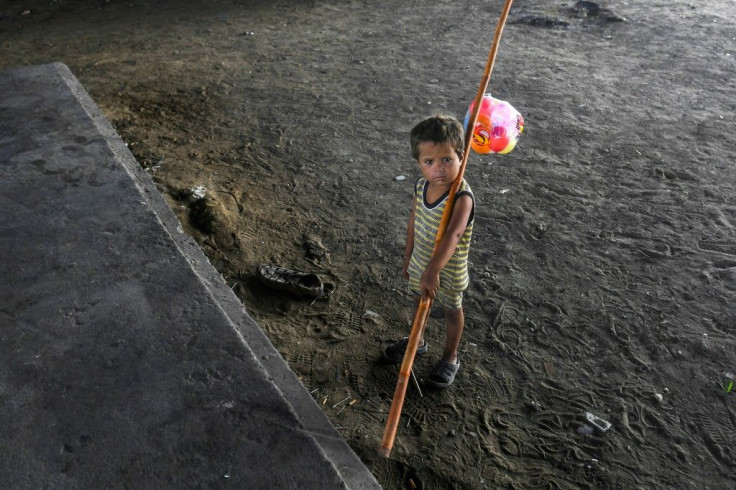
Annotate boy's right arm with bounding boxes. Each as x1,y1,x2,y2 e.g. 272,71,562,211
402,200,416,279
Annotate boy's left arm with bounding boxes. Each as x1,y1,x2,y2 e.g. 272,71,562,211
419,194,473,300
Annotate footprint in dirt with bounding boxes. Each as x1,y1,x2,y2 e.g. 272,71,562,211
711,266,736,291
371,457,456,490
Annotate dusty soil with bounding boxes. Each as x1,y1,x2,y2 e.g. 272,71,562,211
3,0,736,488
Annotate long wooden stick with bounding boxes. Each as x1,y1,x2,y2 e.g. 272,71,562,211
379,0,514,458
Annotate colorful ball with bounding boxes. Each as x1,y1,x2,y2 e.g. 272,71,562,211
463,94,524,155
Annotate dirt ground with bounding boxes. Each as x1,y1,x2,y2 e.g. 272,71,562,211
2,0,736,488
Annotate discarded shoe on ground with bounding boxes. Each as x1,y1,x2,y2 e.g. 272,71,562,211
257,264,325,299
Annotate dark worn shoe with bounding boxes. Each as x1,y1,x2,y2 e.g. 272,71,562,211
382,337,428,365
257,264,324,298
425,358,460,388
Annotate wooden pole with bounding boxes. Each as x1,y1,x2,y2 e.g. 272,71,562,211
379,0,515,458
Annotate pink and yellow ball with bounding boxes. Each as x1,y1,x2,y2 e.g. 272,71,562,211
464,95,524,155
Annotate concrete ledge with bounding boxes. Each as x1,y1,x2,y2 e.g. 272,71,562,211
0,63,379,489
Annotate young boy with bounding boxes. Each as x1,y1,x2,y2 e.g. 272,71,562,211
383,115,475,388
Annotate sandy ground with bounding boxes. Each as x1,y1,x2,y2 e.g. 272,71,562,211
2,0,736,488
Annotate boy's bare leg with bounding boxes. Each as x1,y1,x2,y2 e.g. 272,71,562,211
442,306,464,364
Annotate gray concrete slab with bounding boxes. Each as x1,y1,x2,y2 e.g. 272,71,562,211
0,63,380,489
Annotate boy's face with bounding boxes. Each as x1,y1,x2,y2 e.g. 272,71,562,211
416,141,463,187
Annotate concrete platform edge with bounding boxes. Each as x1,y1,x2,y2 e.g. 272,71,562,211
50,62,380,489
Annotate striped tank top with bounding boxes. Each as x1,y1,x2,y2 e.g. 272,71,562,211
407,177,474,292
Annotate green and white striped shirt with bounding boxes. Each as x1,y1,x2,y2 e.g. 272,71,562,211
407,177,474,292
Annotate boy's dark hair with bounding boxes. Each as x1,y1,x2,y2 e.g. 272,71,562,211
410,115,464,160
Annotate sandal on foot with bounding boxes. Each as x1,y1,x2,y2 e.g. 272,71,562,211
425,358,460,388
382,337,428,365
257,264,324,298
